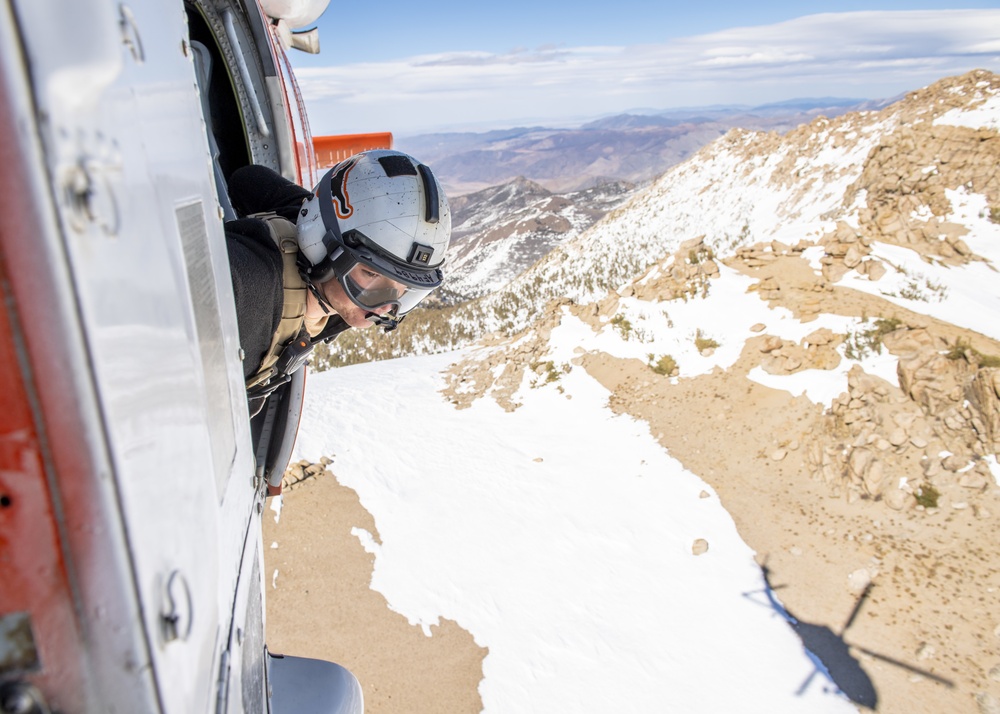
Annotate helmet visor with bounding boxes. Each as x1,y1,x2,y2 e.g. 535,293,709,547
326,232,443,316
341,262,436,315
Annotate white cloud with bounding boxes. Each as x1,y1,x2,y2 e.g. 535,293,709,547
295,9,1000,134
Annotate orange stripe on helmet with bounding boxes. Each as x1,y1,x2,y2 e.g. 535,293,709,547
329,156,360,220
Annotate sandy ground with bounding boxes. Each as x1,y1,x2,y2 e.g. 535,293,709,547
263,255,1000,714
583,349,1000,714
573,256,1000,714
262,472,486,714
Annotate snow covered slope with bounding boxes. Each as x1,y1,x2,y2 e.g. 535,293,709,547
438,177,637,303
290,351,859,713
288,70,1000,713
319,69,1000,368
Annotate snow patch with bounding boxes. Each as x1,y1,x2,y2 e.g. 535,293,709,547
933,94,1000,131
842,242,1000,342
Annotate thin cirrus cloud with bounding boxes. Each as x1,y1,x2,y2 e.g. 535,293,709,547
296,10,1000,135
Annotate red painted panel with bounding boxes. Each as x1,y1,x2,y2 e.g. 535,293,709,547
0,253,85,699
0,33,87,709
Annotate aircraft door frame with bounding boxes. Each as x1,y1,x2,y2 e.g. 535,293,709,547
4,0,260,710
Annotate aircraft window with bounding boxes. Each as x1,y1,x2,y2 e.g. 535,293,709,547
274,44,315,185
186,2,251,215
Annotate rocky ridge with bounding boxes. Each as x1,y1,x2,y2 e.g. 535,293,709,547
438,177,637,303
435,69,1000,713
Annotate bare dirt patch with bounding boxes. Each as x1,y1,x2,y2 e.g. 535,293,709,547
262,466,487,714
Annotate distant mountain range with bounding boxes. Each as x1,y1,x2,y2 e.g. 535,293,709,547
397,95,901,196
435,177,636,303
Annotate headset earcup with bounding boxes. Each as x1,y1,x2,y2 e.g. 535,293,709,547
308,257,336,285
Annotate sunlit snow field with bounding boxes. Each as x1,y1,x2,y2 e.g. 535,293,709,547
290,347,857,713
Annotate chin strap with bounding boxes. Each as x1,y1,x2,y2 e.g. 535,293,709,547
366,311,404,332
307,282,333,315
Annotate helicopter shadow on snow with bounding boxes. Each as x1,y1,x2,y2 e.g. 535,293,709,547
742,560,954,710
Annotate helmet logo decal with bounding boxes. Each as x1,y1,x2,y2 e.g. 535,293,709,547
330,156,360,220
408,242,434,265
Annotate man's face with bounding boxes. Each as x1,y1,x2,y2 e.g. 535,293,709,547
312,274,395,329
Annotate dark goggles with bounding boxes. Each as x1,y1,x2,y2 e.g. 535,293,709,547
328,240,442,315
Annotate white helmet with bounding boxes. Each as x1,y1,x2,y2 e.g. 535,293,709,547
296,150,451,328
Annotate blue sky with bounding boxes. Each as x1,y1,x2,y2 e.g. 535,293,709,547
288,3,1000,136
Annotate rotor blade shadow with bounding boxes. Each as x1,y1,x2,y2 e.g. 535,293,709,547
850,646,955,689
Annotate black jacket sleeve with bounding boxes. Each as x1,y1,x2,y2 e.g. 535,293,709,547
228,164,312,222
224,165,314,381
225,217,285,380
225,165,352,388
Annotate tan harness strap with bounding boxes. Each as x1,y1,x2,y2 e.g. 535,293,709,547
245,213,308,390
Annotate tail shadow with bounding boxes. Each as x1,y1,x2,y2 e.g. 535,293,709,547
743,561,954,710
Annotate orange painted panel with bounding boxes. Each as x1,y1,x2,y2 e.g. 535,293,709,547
313,132,393,168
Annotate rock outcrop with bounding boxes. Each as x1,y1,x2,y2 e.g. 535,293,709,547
631,236,720,302
281,456,333,491
803,327,999,512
